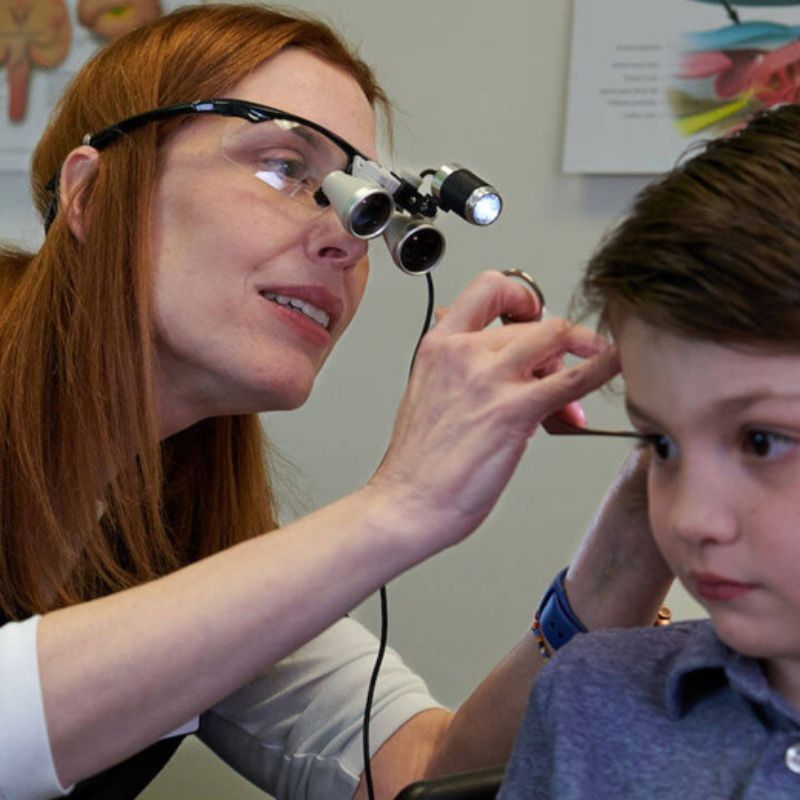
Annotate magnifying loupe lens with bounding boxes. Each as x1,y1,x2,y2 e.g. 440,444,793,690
350,192,394,238
320,171,394,238
399,227,444,273
384,214,446,275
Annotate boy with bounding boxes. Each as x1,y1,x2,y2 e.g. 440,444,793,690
500,104,800,798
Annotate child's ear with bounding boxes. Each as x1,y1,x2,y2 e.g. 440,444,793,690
59,145,100,241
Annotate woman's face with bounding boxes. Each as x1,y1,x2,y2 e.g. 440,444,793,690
149,48,378,436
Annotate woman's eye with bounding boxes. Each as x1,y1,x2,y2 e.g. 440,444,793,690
264,155,309,181
638,434,676,461
742,430,795,459
254,152,314,192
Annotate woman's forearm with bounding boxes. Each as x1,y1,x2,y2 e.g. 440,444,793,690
40,486,429,787
40,274,623,789
377,451,672,789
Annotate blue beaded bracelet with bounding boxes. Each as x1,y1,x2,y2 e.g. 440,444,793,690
535,567,587,652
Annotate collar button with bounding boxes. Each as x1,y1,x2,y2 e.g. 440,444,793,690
785,744,800,774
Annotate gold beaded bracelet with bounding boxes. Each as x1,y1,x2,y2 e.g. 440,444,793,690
654,606,673,626
530,615,552,661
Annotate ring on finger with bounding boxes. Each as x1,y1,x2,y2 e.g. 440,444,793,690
500,268,546,324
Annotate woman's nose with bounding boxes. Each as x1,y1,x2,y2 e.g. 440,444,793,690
305,208,369,271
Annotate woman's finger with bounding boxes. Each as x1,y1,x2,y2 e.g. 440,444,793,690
479,317,612,375
544,400,587,431
432,271,543,335
518,346,620,421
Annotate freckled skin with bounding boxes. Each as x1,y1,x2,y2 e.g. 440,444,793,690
149,49,378,436
618,316,800,707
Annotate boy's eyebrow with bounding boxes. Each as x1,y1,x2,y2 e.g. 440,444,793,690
626,390,800,427
712,390,800,414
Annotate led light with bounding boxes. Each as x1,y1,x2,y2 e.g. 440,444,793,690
467,188,502,226
431,163,503,226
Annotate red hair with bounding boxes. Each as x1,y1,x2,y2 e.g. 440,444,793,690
0,4,388,618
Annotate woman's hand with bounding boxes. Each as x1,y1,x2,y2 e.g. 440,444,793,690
367,271,620,553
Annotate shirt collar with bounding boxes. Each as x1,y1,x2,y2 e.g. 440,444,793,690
664,620,800,728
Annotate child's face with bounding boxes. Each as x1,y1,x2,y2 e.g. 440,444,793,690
618,316,800,690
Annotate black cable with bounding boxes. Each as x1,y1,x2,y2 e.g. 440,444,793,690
720,0,740,25
412,273,436,369
362,271,436,800
362,585,388,800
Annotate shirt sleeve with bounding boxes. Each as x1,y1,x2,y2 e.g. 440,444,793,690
496,658,556,800
198,617,446,800
0,616,71,800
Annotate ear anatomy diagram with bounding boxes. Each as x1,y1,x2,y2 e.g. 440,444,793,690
77,0,161,40
673,3,800,135
0,0,70,121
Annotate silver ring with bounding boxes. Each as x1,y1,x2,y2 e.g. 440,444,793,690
501,268,546,323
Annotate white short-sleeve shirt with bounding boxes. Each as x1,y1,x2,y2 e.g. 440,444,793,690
0,616,443,800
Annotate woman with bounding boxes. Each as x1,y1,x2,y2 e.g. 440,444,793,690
0,4,670,799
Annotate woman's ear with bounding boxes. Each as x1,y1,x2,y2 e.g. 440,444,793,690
59,145,100,241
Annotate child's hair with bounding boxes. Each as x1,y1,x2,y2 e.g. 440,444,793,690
578,104,800,351
0,4,388,619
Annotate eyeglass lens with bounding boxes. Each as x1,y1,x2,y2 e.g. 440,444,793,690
220,117,350,210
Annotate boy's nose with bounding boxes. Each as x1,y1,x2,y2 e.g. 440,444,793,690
667,467,739,547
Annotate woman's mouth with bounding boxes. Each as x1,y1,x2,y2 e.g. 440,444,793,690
260,291,331,330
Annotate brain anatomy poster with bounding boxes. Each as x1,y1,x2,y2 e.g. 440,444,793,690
564,0,800,174
0,0,190,170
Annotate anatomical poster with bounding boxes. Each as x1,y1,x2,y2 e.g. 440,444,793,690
564,0,800,174
0,0,191,170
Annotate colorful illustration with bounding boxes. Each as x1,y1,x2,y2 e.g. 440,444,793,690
0,0,70,121
672,4,800,136
77,0,161,41
0,0,164,124
565,0,800,173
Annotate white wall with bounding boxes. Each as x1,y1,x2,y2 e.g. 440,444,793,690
0,1,703,797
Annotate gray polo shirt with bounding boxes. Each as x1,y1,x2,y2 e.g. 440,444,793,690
498,620,800,799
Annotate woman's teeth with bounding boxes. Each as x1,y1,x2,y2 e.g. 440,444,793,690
261,292,331,329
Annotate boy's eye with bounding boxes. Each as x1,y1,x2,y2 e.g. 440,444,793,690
639,434,676,461
742,430,795,459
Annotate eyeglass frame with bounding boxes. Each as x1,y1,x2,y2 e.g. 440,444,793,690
43,97,368,231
